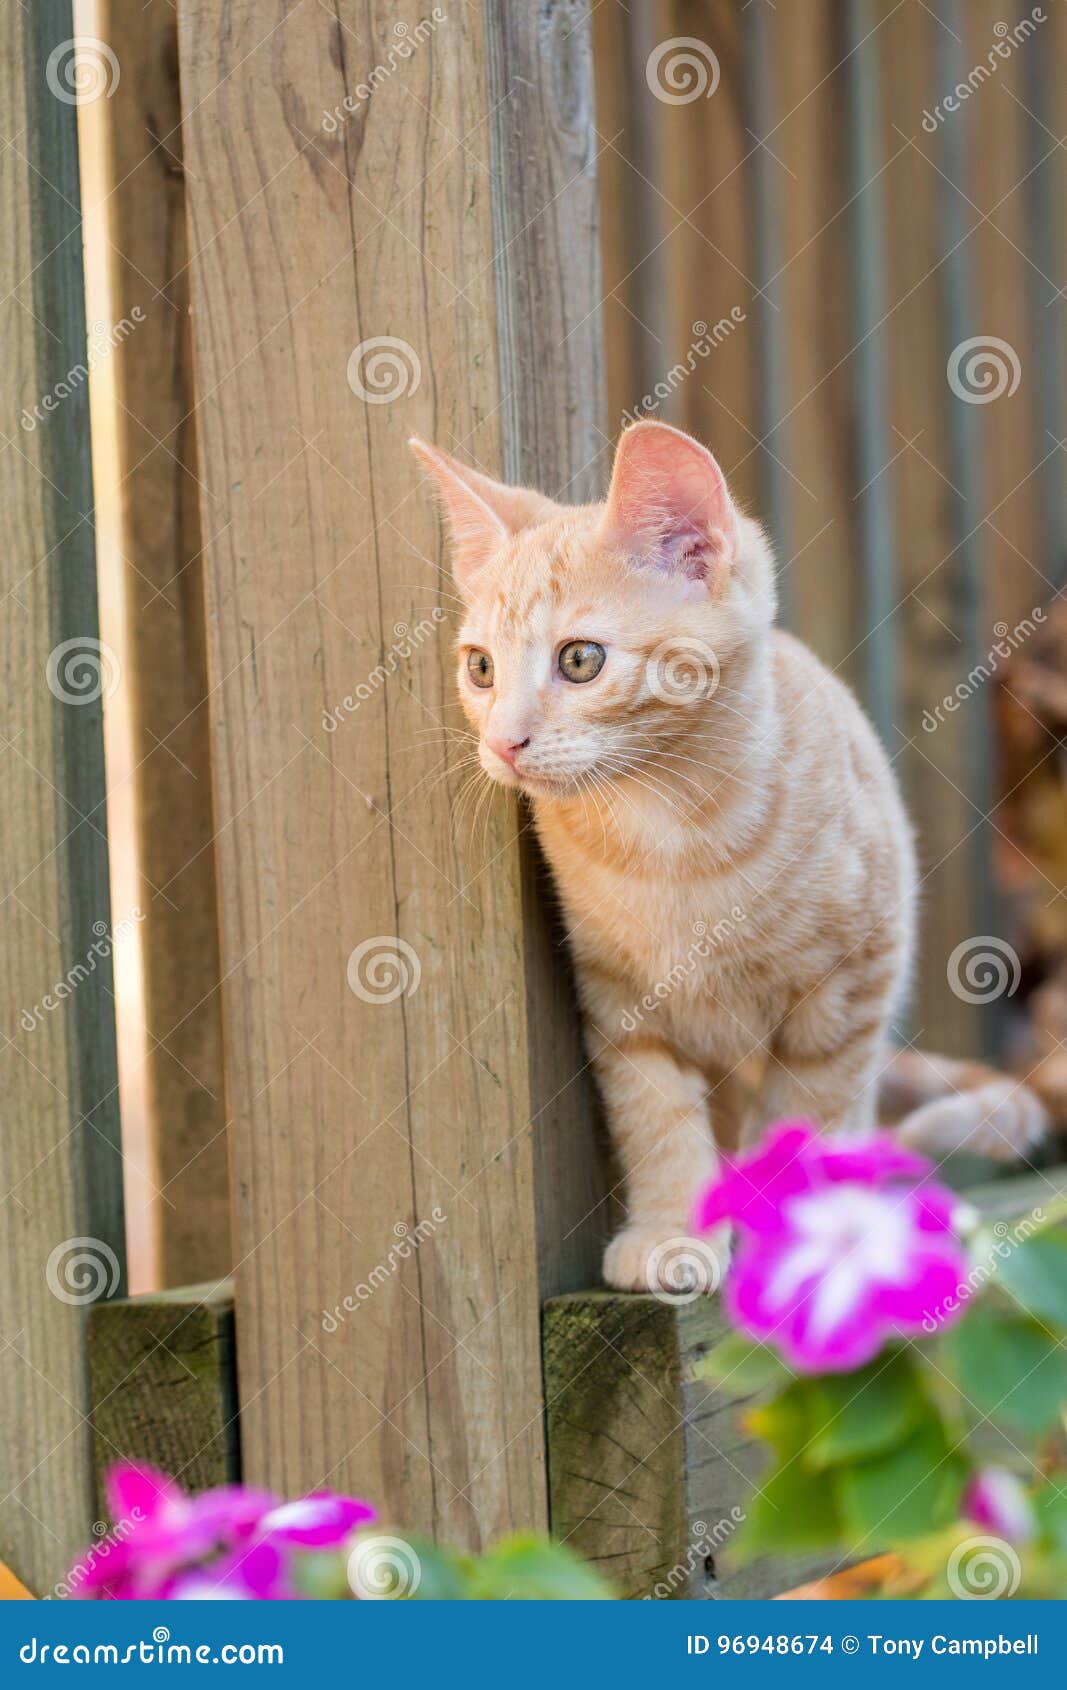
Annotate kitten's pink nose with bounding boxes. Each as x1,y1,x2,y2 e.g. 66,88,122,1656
486,732,531,767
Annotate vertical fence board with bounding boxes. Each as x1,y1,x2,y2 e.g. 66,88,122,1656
591,0,671,430
773,3,860,678
740,0,792,580
877,0,977,1056
85,0,229,1287
843,0,898,745
176,0,604,1545
0,0,125,1592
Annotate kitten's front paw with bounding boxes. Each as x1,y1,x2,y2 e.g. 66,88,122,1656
602,1223,731,1297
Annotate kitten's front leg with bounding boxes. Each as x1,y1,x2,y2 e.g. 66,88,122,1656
589,1030,731,1295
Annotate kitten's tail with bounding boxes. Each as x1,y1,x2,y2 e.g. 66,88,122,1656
878,1047,1049,1163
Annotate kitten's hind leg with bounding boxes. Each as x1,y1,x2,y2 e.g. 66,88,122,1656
590,1033,732,1295
757,972,894,1136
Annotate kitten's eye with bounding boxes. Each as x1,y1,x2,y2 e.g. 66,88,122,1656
558,641,606,684
467,649,494,689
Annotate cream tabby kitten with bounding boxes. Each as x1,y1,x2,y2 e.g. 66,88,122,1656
412,422,1046,1293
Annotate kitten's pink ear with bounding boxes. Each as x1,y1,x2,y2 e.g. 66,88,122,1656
409,438,559,587
601,422,736,584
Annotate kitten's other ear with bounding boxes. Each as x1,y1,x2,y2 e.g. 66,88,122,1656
601,421,736,584
409,437,559,587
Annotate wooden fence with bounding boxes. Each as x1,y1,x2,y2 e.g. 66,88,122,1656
3,0,1067,1601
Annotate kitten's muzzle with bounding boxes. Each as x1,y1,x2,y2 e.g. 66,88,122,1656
485,732,531,768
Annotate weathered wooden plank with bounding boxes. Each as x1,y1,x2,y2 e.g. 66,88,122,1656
543,1292,827,1599
0,1,125,1593
80,0,230,1287
879,0,979,1056
176,0,605,1545
87,1280,238,1518
772,1,860,675
591,0,671,430
658,0,760,516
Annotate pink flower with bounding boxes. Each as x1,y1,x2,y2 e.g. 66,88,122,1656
163,1541,294,1601
71,1463,374,1599
963,1467,1037,1545
696,1121,968,1372
256,1493,375,1548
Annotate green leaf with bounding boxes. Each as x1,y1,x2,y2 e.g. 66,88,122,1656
699,1334,793,1396
996,1231,1067,1331
835,1422,966,1545
738,1455,846,1557
400,1539,473,1600
745,1379,812,1450
735,1382,846,1558
1034,1483,1067,1555
806,1354,927,1470
467,1535,615,1600
945,1306,1067,1434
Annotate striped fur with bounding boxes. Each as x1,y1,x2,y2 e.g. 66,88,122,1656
412,424,1047,1293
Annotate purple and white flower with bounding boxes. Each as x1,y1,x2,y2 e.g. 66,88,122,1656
695,1120,969,1372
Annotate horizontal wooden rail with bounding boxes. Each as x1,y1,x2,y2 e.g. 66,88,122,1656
87,1281,238,1518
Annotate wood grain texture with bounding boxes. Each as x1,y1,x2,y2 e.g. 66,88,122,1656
86,0,230,1287
543,1293,828,1599
772,2,859,676
87,1281,238,1521
0,0,125,1593
879,0,978,1056
176,0,605,1546
591,0,671,430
